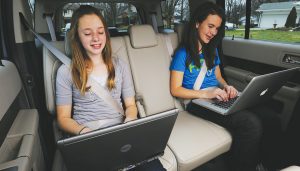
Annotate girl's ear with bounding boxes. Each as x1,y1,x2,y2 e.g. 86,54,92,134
196,22,199,29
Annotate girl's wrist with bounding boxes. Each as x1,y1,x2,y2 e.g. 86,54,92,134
78,126,87,135
124,116,137,123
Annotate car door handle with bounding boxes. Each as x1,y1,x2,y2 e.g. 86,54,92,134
283,54,300,64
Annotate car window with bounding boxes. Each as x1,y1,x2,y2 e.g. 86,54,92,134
225,0,300,44
160,0,189,33
61,2,141,38
28,0,34,14
224,0,245,39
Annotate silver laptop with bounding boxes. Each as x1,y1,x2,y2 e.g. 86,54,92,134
57,109,178,171
192,67,299,115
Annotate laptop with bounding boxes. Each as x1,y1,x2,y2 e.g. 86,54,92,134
192,67,299,115
57,109,179,171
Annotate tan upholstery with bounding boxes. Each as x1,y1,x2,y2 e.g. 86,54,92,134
281,166,300,171
166,33,179,53
43,41,64,115
168,111,231,171
0,60,45,171
129,25,157,48
0,60,22,119
126,25,232,171
159,146,177,171
160,33,179,58
43,36,177,170
125,34,175,115
111,36,177,170
111,36,131,65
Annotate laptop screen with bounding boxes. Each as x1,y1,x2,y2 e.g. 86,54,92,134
57,109,178,171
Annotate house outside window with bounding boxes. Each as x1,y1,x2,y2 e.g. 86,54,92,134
256,1,300,29
225,0,300,44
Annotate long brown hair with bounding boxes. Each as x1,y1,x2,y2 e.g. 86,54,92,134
180,2,225,70
69,5,115,94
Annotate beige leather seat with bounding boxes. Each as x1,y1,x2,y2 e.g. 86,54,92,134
43,36,177,171
125,25,232,171
281,166,300,171
108,36,178,171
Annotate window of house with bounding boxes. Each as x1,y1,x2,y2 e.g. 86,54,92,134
61,2,141,37
160,0,189,32
225,0,300,44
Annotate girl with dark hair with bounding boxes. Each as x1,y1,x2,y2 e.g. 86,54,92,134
170,2,263,171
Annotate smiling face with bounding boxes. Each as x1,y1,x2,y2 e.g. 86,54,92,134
77,14,106,58
197,14,222,44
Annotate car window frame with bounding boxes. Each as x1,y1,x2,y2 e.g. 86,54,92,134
222,0,300,45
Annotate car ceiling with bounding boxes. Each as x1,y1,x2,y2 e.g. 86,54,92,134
43,0,163,12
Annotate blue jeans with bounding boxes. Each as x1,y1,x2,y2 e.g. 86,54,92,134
187,102,263,171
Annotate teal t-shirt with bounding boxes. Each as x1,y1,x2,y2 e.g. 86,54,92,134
170,47,221,90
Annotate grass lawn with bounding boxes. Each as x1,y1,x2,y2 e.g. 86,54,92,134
225,29,300,44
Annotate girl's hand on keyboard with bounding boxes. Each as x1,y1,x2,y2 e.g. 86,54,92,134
224,85,238,99
206,88,228,101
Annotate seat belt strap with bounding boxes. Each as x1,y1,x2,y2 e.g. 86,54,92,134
182,60,207,108
44,13,57,41
88,78,124,115
150,13,158,33
19,12,124,115
193,60,207,90
165,35,173,57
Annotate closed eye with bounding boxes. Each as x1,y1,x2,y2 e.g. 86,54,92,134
208,24,215,28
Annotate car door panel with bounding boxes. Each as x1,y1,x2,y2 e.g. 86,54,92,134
222,38,300,69
223,66,257,91
222,37,300,131
0,61,46,171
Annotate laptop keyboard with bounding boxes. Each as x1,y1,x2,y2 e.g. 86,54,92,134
212,96,238,109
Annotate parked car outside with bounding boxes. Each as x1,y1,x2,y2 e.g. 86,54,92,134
225,22,235,30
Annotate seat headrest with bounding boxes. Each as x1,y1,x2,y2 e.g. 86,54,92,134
64,31,72,57
129,25,157,49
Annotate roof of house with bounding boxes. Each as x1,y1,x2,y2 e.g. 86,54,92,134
257,1,300,11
